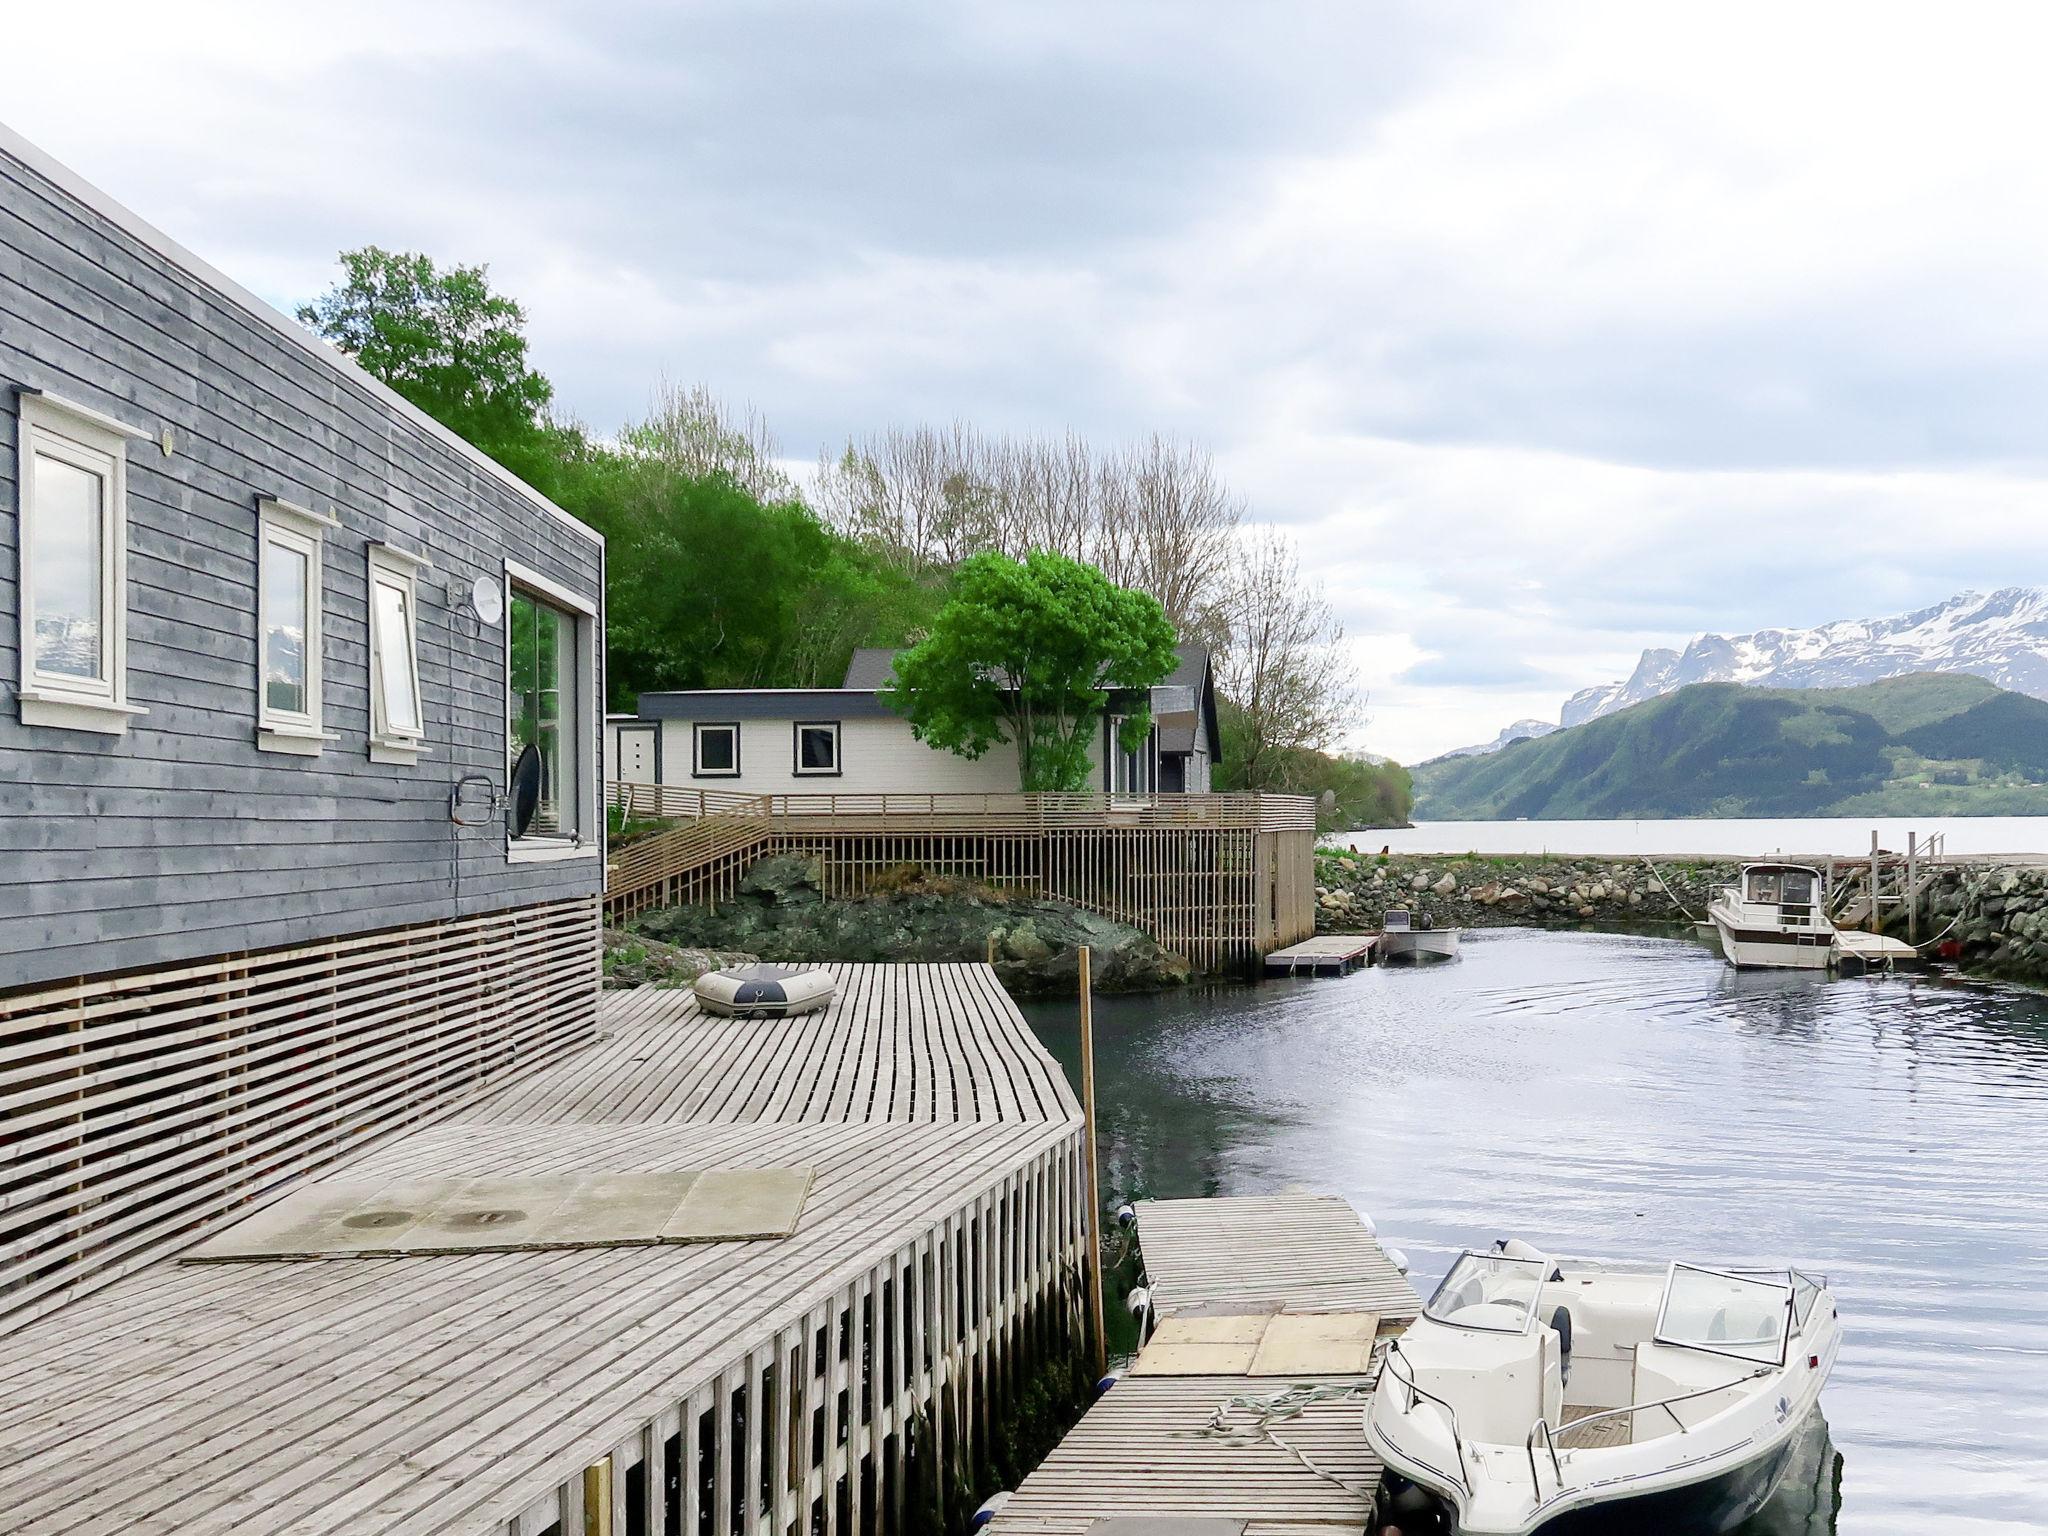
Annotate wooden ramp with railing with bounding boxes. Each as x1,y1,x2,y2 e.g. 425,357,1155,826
604,784,1320,973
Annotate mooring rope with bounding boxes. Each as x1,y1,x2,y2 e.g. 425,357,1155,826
1639,856,1703,925
1201,1379,1380,1495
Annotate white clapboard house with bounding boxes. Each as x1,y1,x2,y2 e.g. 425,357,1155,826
608,643,1222,798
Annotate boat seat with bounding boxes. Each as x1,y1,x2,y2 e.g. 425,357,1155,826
1549,1305,1574,1386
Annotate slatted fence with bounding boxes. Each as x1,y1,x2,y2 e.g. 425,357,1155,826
0,895,601,1331
603,786,1318,971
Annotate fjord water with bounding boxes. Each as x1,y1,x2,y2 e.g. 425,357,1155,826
1021,929,2048,1533
1348,815,2048,857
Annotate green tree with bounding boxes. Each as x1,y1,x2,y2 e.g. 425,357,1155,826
885,550,1178,791
297,247,564,486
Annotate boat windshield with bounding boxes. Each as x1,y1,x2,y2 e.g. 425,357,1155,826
1423,1252,1547,1334
1745,868,1818,906
1655,1264,1792,1365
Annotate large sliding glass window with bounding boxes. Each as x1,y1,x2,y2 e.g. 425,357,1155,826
509,585,583,842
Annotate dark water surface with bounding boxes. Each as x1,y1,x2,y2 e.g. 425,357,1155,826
1020,928,2048,1534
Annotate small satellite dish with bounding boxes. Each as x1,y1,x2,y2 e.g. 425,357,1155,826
507,744,543,839
470,574,505,627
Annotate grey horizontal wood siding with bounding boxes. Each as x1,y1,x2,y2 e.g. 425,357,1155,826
0,139,605,991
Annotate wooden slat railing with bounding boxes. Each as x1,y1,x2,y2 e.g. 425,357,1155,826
607,783,1315,832
600,782,1319,965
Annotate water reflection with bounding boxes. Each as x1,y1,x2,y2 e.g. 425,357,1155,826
1020,929,2048,1533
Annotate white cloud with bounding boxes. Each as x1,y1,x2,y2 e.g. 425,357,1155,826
9,0,2048,763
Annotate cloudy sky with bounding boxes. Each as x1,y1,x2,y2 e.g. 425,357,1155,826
12,0,2048,761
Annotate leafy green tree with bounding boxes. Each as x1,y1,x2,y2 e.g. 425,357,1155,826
297,247,564,486
885,551,1178,791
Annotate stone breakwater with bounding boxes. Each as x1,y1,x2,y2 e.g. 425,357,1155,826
1914,865,2048,984
1314,852,1737,934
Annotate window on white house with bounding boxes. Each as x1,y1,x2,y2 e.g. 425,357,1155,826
509,585,583,841
794,721,840,776
15,393,145,734
255,498,335,755
694,722,740,777
367,545,427,763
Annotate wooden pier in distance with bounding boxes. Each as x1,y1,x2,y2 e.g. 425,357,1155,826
1263,934,1378,975
989,1194,1421,1536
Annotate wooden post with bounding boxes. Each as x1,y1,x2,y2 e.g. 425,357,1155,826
1078,945,1107,1380
1869,830,1881,932
1907,831,1919,945
985,930,997,966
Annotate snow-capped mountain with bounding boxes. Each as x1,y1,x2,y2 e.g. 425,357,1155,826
1438,719,1559,760
1559,586,2048,727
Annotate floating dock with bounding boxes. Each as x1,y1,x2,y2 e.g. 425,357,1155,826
990,1193,1421,1536
1264,934,1377,975
1830,930,1923,972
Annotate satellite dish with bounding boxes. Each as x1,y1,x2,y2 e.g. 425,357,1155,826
470,574,505,627
507,744,543,839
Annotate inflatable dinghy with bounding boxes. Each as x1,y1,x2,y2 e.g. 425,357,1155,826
693,964,836,1019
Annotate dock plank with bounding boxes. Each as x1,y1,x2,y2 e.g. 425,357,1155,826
1135,1194,1422,1320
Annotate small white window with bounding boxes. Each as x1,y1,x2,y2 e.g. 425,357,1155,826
694,721,740,777
367,543,429,764
14,392,148,734
255,498,337,756
794,721,840,776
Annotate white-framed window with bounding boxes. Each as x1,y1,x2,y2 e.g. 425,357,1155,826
13,391,149,734
693,721,740,777
255,497,338,756
506,560,598,861
793,720,841,777
366,543,429,764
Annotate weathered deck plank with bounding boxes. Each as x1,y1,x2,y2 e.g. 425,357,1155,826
1135,1194,1422,1321
0,964,1082,1536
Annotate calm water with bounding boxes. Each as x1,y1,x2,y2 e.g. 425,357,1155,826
1345,815,2048,857
1022,929,2048,1534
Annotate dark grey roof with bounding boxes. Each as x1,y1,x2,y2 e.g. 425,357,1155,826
840,647,899,690
841,643,1210,693
635,689,896,721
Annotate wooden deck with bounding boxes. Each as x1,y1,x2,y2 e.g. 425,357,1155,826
0,966,1085,1536
988,1194,1416,1536
1263,934,1377,974
986,1374,1381,1536
1134,1194,1422,1321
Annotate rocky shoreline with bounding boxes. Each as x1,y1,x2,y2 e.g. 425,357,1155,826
619,854,1192,997
1314,849,2048,987
1314,851,1733,933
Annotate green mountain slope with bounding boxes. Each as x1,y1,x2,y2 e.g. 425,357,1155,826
1413,673,2048,819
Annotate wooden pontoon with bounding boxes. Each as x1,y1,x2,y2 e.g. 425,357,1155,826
0,966,1088,1536
1264,934,1378,975
989,1194,1421,1536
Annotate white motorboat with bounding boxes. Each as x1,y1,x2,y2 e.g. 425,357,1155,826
1367,1240,1841,1536
1706,863,1835,971
1381,908,1460,963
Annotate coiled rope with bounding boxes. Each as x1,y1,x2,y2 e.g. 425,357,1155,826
1201,1373,1383,1496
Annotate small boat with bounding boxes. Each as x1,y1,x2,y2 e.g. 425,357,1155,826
1381,908,1459,962
1367,1241,1841,1536
692,964,836,1019
1706,864,1835,971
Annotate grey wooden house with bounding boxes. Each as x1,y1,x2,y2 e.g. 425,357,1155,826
0,124,607,1329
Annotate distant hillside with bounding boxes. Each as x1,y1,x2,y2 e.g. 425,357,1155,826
1412,673,2048,819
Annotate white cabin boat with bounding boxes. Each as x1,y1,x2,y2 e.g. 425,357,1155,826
1707,864,1835,971
1367,1242,1841,1535
1382,908,1460,962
